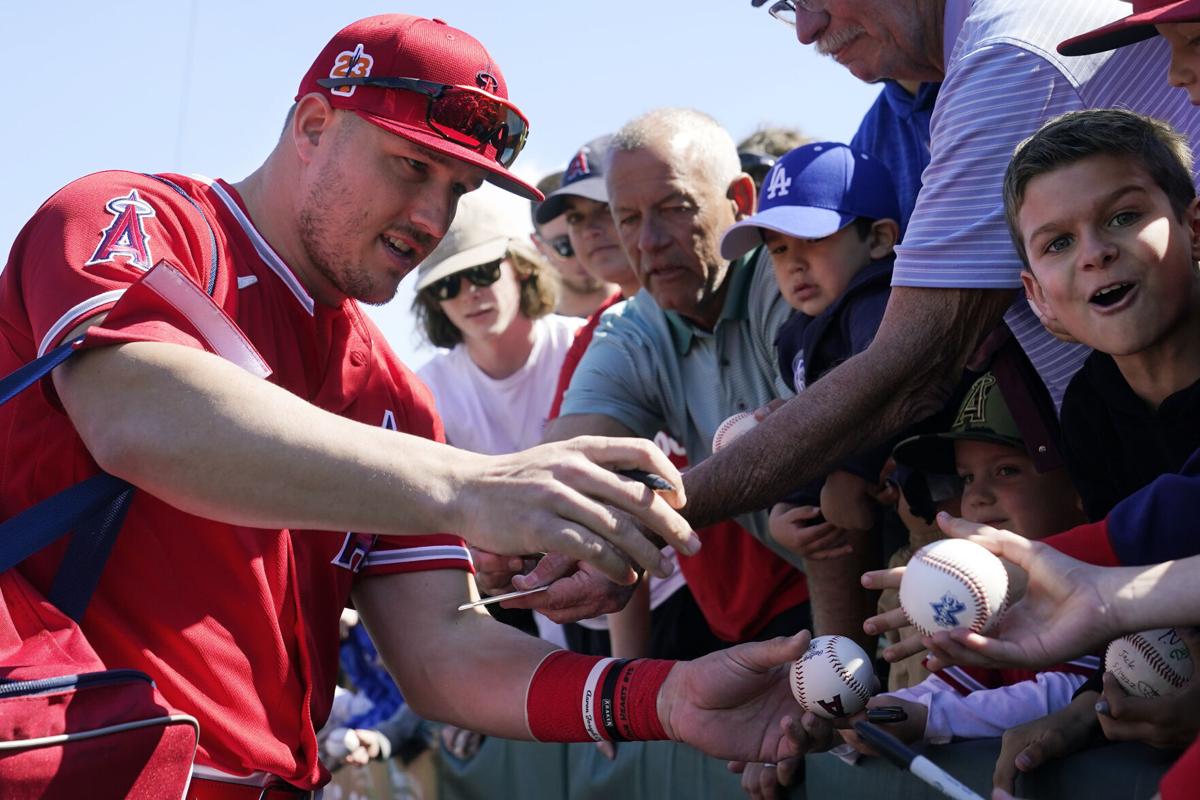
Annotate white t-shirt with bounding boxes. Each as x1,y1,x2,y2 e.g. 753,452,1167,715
418,314,585,454
418,313,686,635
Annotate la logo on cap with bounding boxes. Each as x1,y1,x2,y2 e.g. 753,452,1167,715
329,43,374,97
765,165,792,200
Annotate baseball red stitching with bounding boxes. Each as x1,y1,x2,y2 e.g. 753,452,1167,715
1126,632,1188,690
824,638,870,704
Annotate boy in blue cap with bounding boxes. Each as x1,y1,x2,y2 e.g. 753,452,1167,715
720,141,902,648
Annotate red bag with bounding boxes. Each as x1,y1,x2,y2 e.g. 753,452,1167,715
0,568,199,799
0,337,202,796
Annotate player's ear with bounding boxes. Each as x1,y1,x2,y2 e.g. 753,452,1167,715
291,93,337,164
728,173,757,219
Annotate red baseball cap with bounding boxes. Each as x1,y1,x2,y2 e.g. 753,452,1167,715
1058,0,1200,56
296,15,541,201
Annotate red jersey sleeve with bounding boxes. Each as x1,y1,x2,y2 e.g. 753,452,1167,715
9,171,221,357
358,340,472,577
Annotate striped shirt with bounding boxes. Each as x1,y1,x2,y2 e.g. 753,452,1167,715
894,0,1200,407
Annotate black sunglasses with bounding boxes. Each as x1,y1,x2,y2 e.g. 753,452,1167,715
424,259,503,301
739,151,778,185
544,235,574,259
317,76,530,168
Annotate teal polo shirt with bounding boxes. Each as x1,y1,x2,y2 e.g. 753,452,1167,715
559,247,799,564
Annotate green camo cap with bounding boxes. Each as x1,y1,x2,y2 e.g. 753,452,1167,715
892,372,1025,476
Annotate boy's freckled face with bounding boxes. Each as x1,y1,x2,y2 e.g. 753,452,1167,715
1018,155,1200,358
763,225,876,316
954,440,1081,541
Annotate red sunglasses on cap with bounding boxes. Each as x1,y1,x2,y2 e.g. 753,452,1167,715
317,75,529,168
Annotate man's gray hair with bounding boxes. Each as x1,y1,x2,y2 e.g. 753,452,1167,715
609,108,743,189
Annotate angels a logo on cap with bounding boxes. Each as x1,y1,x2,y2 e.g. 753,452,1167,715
86,190,156,271
328,43,374,97
564,148,593,184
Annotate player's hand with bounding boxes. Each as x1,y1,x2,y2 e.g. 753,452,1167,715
837,696,927,756
727,757,802,800
658,632,819,763
457,436,696,586
819,470,878,532
500,554,638,623
867,513,1115,671
769,503,853,560
992,690,1098,793
1097,631,1200,748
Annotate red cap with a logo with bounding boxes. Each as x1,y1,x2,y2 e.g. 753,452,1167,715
296,15,540,200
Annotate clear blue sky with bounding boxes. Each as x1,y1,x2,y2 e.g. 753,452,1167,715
0,1,880,368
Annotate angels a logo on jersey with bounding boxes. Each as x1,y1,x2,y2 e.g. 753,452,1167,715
330,409,396,572
86,190,156,271
328,43,373,97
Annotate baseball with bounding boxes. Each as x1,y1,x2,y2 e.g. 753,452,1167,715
1105,628,1194,698
899,538,1008,638
324,727,361,760
712,411,758,452
789,635,877,719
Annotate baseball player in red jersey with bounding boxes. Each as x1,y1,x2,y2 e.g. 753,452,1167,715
0,15,814,797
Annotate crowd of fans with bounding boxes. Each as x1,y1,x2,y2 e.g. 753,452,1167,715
6,2,1200,799
321,2,1200,798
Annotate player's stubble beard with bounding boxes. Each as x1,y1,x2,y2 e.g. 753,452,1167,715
297,143,433,307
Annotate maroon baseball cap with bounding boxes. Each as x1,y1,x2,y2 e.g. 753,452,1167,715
296,14,541,201
1058,0,1200,56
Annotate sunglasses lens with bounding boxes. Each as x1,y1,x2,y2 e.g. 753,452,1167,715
466,260,503,287
429,274,461,301
428,89,529,168
551,237,573,258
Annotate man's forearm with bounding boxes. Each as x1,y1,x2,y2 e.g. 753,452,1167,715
683,287,1014,527
56,341,478,537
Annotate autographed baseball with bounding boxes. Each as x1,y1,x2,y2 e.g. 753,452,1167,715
789,635,877,719
899,539,1008,638
1105,628,1194,698
712,411,758,452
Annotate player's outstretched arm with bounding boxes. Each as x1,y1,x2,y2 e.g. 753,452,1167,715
54,340,695,583
356,568,813,763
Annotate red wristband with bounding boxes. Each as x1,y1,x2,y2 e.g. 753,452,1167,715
526,651,675,743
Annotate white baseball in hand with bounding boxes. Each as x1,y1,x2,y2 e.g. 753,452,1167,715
711,412,757,452
324,727,361,759
1105,628,1194,698
899,538,1008,637
789,635,877,719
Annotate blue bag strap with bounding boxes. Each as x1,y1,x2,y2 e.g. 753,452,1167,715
0,335,134,620
0,338,81,406
2,177,222,621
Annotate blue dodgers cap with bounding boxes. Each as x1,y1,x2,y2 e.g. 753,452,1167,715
534,135,613,224
720,141,900,260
